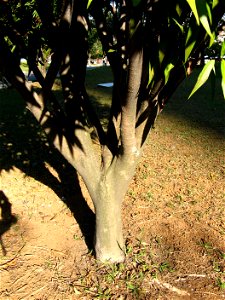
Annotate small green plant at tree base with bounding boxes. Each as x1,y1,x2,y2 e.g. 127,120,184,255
199,239,214,254
213,262,224,274
216,278,225,290
126,282,140,298
70,237,178,298
158,262,174,273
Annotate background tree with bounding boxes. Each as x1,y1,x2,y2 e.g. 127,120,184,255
0,0,225,263
88,21,104,59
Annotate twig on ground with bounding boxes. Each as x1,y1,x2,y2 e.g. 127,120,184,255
0,243,26,267
151,278,190,296
175,273,207,281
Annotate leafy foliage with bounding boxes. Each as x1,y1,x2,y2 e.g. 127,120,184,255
88,26,103,59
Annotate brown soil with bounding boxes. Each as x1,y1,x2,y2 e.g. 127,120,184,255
0,111,225,299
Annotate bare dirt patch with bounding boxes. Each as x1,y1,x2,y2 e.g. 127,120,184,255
1,109,225,299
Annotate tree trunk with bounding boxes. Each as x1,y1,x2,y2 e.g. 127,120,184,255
88,156,139,263
94,195,125,263
92,176,126,263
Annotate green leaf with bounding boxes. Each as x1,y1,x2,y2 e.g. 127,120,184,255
221,60,225,99
185,27,197,62
206,2,212,25
221,41,225,58
188,60,215,99
172,18,184,33
159,49,165,65
185,0,199,24
107,49,116,53
197,1,213,39
209,32,216,47
200,15,212,37
175,4,182,16
164,63,174,84
212,0,219,9
148,62,155,86
87,0,92,9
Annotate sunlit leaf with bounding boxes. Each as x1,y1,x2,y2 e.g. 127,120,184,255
148,62,155,87
159,49,165,65
87,0,93,9
221,60,225,99
188,60,215,99
209,32,216,47
221,41,225,57
175,4,182,16
108,49,116,53
197,1,213,39
200,15,213,38
164,63,174,84
212,0,219,9
185,27,196,62
172,18,184,33
206,2,212,24
185,0,199,24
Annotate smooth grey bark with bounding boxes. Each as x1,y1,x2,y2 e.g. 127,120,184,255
87,153,140,262
94,187,125,262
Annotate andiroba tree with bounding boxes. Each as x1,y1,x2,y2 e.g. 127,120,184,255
0,0,225,263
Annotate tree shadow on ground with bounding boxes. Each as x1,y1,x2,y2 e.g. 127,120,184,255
0,89,95,251
0,190,18,255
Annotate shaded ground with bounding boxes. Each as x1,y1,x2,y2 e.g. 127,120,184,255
0,68,225,299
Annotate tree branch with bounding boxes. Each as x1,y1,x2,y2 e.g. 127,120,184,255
120,47,143,156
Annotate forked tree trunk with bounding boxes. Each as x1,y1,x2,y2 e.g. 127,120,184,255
84,156,139,263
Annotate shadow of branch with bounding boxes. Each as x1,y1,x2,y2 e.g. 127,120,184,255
0,191,18,255
0,93,95,251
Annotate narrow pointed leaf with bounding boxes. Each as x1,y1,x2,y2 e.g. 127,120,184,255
164,63,174,84
148,62,155,86
87,0,93,9
159,49,165,65
200,15,213,38
212,0,219,9
188,60,215,99
221,60,225,99
172,18,184,33
176,4,182,16
206,2,212,24
221,41,225,57
185,0,200,24
108,49,116,53
197,1,213,39
185,27,197,62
